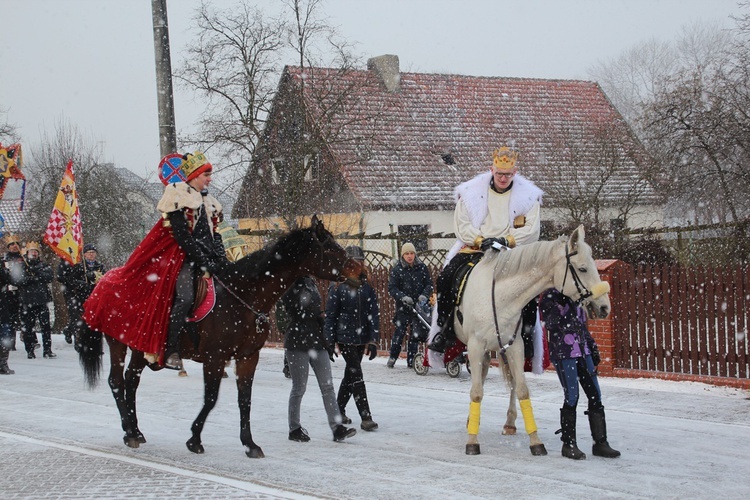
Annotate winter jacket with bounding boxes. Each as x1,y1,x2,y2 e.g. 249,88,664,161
539,288,596,361
279,276,328,352
13,258,54,307
0,252,23,323
58,258,106,304
387,257,433,320
324,280,380,346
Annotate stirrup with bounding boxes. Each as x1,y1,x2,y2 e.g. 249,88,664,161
164,353,183,370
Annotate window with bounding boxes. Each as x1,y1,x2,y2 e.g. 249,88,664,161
398,224,429,252
303,154,319,182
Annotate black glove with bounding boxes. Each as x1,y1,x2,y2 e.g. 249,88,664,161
327,348,336,362
590,344,601,366
366,343,377,360
401,296,414,306
480,237,509,251
201,258,222,275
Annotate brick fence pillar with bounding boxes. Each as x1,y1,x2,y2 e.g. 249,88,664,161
588,260,623,376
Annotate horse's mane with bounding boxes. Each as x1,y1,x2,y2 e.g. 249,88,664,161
228,227,313,282
479,236,567,278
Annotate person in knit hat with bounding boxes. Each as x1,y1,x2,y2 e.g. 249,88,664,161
428,146,543,355
83,151,229,371
386,242,433,368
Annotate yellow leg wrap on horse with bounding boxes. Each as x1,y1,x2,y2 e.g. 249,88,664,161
519,398,538,435
467,401,481,435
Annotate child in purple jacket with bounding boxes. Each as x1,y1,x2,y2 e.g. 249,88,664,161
539,288,620,460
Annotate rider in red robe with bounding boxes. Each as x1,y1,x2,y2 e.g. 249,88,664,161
83,152,227,369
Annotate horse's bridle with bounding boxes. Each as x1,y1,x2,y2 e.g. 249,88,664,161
561,247,594,306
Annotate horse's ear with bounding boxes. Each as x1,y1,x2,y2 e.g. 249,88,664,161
570,225,585,251
310,214,325,237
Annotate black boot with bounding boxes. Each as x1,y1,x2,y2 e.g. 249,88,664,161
164,321,183,370
587,402,621,458
0,347,14,375
352,380,378,431
557,404,586,460
428,320,454,353
521,299,537,359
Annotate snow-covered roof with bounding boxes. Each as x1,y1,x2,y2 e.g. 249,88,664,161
282,63,657,210
0,199,31,233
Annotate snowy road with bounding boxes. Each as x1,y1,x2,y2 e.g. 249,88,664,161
1,338,749,499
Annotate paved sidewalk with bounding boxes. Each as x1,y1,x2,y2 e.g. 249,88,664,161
1,432,313,499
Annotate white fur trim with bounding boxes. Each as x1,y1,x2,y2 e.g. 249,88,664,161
156,182,223,223
445,172,543,265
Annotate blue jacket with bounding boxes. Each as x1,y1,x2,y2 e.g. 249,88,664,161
539,288,596,361
387,257,433,319
325,281,380,346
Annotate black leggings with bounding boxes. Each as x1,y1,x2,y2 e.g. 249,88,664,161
337,344,371,418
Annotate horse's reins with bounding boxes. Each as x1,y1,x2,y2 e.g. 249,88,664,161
490,250,522,362
213,275,269,326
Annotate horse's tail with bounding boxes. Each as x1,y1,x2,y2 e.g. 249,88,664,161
77,324,103,389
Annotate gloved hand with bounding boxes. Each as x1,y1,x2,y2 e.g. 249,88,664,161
590,344,601,366
327,347,337,362
366,343,377,360
418,295,427,304
202,258,222,275
401,296,414,306
480,237,509,251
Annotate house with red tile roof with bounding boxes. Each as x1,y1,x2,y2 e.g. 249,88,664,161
233,55,662,255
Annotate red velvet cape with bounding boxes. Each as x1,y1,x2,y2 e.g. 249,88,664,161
83,220,185,356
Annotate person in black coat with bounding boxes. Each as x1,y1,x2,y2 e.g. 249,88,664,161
0,260,16,374
2,234,24,354
539,287,620,460
57,243,106,344
387,242,433,368
279,275,356,443
12,242,55,359
324,246,380,432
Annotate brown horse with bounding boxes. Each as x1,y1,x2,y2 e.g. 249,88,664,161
78,216,364,458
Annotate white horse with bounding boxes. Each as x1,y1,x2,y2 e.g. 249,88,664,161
455,225,611,455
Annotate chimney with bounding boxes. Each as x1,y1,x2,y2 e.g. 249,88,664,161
367,54,400,92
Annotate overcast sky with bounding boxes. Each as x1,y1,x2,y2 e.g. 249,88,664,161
0,0,744,181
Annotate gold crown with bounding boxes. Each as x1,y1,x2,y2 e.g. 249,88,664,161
181,151,210,177
4,233,20,246
25,241,40,252
492,147,518,170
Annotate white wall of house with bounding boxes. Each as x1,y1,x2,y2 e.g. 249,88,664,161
357,204,664,257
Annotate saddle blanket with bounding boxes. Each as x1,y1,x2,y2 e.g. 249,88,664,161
188,275,216,322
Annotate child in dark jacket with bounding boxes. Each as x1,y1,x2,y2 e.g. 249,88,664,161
539,287,620,460
324,246,380,432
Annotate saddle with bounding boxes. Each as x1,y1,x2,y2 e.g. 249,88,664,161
189,274,216,322
452,255,482,325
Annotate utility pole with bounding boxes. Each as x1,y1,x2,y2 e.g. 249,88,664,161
151,0,177,156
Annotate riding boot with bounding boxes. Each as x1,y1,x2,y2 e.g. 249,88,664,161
521,299,537,359
557,404,586,460
164,320,184,370
0,346,14,375
428,319,454,353
587,402,621,458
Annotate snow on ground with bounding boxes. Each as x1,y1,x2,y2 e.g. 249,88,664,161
1,337,749,499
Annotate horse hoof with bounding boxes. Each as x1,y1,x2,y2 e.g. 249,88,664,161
530,444,547,456
136,432,147,444
502,425,517,435
186,439,204,454
465,443,481,455
245,447,265,459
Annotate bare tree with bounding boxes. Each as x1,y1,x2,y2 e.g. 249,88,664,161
24,118,149,266
0,106,19,143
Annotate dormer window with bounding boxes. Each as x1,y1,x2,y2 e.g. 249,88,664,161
441,153,456,165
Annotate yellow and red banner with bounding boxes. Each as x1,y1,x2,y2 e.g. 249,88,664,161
43,160,83,264
0,143,26,207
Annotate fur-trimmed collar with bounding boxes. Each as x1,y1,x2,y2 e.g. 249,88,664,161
455,171,543,229
156,182,222,216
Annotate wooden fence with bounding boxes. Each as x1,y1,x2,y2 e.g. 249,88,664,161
609,264,750,380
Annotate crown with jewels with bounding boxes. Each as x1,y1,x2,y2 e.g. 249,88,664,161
492,147,518,170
